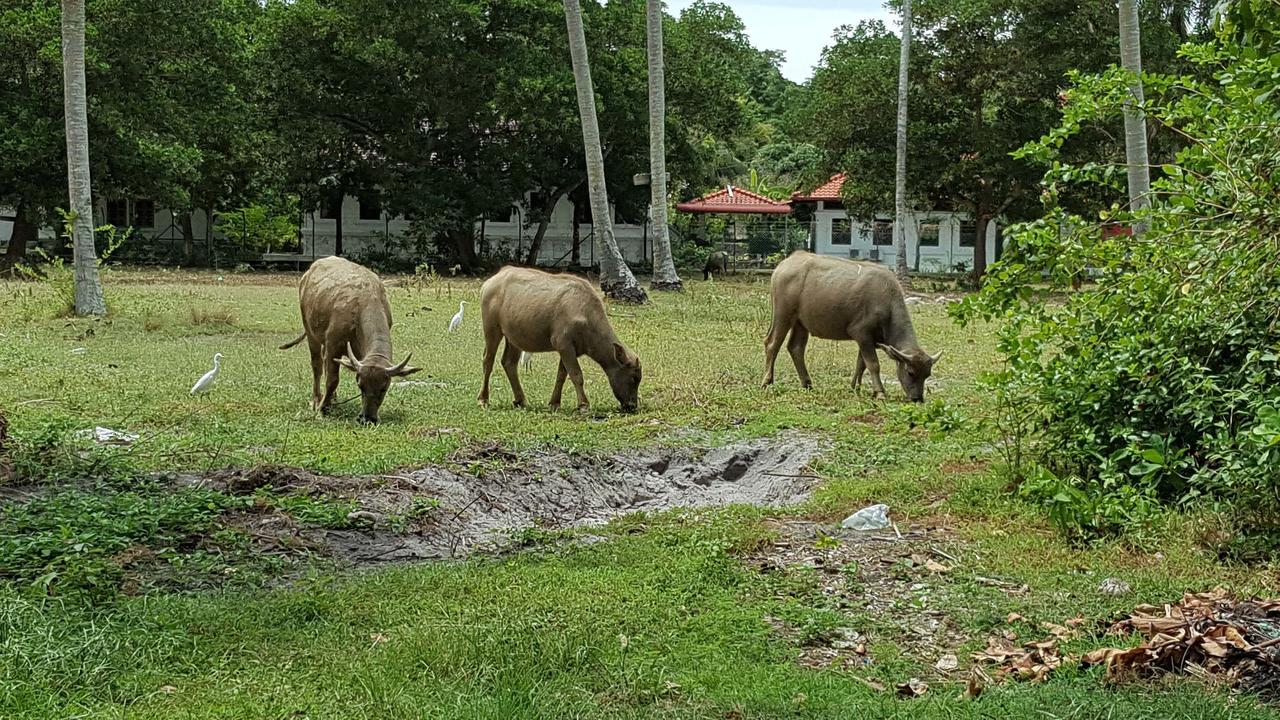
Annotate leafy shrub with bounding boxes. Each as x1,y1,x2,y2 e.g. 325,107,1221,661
953,33,1280,544
214,196,301,253
0,483,242,601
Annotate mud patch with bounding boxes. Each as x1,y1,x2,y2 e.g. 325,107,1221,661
192,434,823,566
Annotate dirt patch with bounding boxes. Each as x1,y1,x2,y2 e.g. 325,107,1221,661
190,434,823,566
745,519,971,674
940,458,990,474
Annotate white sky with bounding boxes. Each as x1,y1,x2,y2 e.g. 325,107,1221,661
665,0,896,84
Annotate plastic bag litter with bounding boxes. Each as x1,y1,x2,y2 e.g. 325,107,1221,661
841,503,890,530
75,427,138,445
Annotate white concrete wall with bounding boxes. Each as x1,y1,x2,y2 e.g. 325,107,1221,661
296,193,648,266
810,204,998,273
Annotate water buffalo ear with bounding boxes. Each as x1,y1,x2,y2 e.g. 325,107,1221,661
394,365,422,377
336,355,359,371
877,343,910,363
613,342,634,366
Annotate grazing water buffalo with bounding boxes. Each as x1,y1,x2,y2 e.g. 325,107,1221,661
762,251,941,401
703,250,728,280
478,267,641,413
280,256,420,423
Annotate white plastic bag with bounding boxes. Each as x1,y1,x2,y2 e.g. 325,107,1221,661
841,503,890,531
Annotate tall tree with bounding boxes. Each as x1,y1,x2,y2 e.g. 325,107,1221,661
647,0,681,291
60,0,105,316
893,0,913,284
1118,0,1151,233
563,0,647,303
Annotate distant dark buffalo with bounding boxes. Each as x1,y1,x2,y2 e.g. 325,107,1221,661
703,250,728,280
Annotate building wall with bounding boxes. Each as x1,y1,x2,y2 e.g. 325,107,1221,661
810,204,999,273
299,193,650,266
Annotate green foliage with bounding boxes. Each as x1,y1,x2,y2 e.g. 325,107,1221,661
0,483,241,601
13,214,121,316
213,196,300,252
954,33,1280,544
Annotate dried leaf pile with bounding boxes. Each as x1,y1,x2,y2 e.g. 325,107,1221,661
973,588,1280,702
1087,588,1280,700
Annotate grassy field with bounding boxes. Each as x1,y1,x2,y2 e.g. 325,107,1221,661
1,267,1278,719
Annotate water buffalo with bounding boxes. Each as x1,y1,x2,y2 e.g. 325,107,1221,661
280,256,420,423
478,267,641,412
703,250,728,280
762,251,940,401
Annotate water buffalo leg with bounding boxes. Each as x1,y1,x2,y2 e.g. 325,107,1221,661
762,310,794,387
319,340,342,414
307,336,324,410
857,341,887,398
501,340,527,408
787,324,813,389
549,360,568,410
557,348,590,411
478,326,502,406
853,352,866,393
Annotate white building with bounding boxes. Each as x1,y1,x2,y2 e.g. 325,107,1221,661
4,193,651,268
792,173,1001,273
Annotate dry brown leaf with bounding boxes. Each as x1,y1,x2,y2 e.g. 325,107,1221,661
896,678,929,698
960,673,984,700
935,654,959,672
1043,622,1075,639
1006,612,1025,624
924,559,951,573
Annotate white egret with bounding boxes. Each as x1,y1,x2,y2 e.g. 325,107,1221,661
190,352,223,395
448,301,467,332
520,351,532,370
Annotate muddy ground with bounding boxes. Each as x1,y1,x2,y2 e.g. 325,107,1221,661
191,433,825,565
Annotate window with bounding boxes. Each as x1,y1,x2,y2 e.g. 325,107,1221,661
959,221,977,247
106,199,129,227
830,218,852,245
918,222,939,247
358,194,381,221
133,199,155,228
872,219,893,246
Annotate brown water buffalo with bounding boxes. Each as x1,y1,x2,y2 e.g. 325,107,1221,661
762,251,940,401
280,256,420,423
478,267,641,412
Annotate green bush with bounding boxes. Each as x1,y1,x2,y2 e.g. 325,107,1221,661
953,33,1280,545
215,196,300,252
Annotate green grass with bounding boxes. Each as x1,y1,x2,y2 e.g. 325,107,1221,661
1,267,1278,718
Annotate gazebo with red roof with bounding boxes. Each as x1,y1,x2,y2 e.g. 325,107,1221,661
674,185,801,270
676,185,792,215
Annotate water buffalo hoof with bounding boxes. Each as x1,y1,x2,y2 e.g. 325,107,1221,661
548,402,561,412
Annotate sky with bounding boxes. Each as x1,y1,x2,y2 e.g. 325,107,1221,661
665,0,895,84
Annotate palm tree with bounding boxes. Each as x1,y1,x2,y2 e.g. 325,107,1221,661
562,0,648,303
1118,0,1150,234
646,0,682,292
893,0,913,285
61,0,106,315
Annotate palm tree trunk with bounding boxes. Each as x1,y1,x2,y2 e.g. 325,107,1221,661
1118,0,1150,234
893,0,912,286
61,0,106,316
563,0,647,303
647,0,681,292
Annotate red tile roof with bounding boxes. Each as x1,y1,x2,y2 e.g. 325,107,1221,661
675,185,793,215
792,173,847,202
